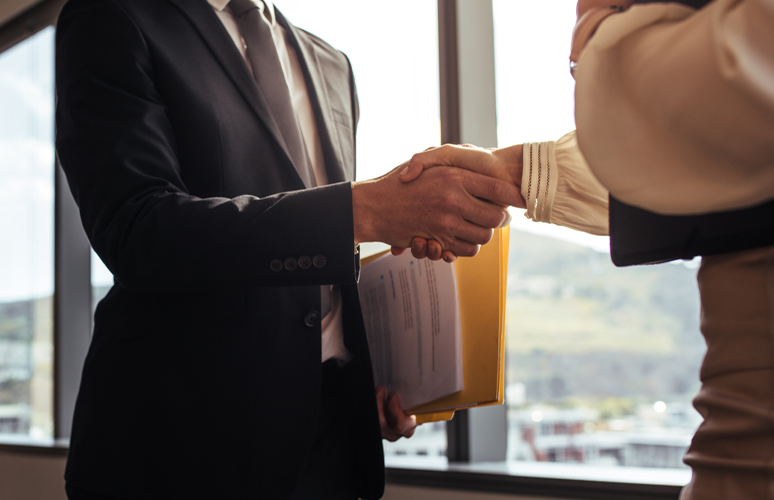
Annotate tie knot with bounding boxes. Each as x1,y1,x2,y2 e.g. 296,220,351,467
228,0,265,19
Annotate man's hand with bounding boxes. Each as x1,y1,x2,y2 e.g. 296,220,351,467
352,161,521,258
390,143,525,261
376,386,417,442
391,236,458,262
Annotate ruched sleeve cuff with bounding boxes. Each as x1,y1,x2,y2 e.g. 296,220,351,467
521,131,610,236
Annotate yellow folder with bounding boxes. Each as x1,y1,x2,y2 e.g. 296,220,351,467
361,226,509,424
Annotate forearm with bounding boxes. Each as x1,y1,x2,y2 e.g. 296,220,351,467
59,156,361,291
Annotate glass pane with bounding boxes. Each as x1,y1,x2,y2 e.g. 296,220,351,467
0,27,55,440
273,0,441,182
274,0,445,458
494,1,705,472
91,249,113,316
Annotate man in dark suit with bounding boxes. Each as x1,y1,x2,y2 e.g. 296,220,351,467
55,0,519,498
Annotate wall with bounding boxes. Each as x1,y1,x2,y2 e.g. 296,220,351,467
0,0,39,27
384,485,565,500
0,450,571,500
0,450,67,500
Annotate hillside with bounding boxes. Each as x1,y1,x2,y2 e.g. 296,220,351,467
505,229,705,402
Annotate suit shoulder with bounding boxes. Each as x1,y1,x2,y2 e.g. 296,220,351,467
295,27,352,70
59,0,158,26
59,0,109,22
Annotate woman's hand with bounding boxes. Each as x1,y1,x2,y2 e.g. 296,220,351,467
391,143,524,262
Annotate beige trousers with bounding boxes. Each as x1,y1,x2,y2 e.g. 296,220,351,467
681,246,774,499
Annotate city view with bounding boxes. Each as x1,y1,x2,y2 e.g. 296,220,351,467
383,227,705,470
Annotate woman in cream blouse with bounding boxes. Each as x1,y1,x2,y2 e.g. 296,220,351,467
398,0,774,498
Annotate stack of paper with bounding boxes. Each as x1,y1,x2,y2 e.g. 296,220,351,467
359,251,464,409
359,227,509,423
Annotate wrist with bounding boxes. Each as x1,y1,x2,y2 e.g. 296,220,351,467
494,144,524,188
352,180,381,246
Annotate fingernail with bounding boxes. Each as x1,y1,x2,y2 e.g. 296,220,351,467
400,166,409,176
416,241,425,252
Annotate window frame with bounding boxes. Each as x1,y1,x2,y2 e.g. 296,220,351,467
0,1,689,498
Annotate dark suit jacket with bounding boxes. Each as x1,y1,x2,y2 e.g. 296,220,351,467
55,0,384,498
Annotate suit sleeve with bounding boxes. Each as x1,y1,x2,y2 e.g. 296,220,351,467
575,0,774,215
56,0,359,292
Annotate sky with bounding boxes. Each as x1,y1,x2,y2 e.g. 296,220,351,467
4,1,616,301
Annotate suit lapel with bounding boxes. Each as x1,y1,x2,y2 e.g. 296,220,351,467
167,0,306,187
277,11,348,184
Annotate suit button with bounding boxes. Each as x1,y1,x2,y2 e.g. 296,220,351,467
304,310,321,327
298,255,312,270
284,257,298,271
270,259,283,272
313,254,327,269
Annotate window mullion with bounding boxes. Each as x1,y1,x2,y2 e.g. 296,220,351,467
438,0,506,463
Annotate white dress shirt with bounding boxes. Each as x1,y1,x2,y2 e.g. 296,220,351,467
523,1,774,235
207,0,349,363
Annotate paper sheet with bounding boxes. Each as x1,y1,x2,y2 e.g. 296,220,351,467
359,252,463,409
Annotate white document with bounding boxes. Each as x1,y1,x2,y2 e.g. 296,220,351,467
358,252,463,409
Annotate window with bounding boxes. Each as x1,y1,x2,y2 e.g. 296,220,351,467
91,250,112,316
273,0,446,457
0,26,55,440
273,1,441,182
493,0,704,473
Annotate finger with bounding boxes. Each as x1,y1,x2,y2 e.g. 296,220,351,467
402,144,499,184
384,430,402,442
387,393,417,438
499,210,513,228
377,387,405,441
441,237,481,258
443,219,494,249
375,386,388,432
426,240,443,261
399,151,433,183
410,238,428,259
460,169,525,208
455,195,511,231
391,246,408,256
400,144,494,183
441,250,457,263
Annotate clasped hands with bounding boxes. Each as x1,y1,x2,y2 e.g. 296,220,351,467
353,143,524,441
352,143,525,264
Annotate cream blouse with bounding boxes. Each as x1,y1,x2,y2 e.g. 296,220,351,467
523,0,774,233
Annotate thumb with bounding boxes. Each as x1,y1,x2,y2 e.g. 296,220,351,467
398,159,425,183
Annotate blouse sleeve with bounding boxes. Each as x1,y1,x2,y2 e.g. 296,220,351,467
574,0,774,215
521,131,610,236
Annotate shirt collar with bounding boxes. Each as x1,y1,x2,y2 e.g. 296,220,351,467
207,0,276,25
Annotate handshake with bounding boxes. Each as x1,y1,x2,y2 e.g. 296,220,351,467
352,143,526,262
